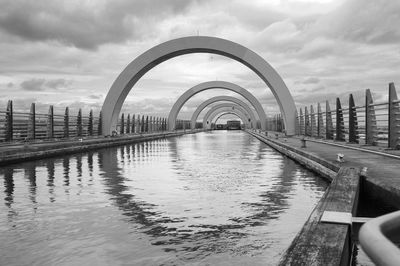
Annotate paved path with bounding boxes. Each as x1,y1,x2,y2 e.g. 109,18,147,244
268,134,400,209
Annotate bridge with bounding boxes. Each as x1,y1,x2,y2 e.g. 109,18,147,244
1,36,399,265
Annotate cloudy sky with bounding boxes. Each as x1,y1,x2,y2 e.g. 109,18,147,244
1,0,399,122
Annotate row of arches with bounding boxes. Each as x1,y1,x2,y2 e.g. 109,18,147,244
101,36,296,135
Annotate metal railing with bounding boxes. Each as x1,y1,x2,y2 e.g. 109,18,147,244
0,100,181,143
294,83,400,149
359,210,400,265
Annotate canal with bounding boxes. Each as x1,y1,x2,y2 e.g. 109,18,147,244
0,131,328,265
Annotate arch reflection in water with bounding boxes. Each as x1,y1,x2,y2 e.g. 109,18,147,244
0,131,327,266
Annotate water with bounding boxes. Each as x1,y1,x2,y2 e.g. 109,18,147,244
0,131,328,265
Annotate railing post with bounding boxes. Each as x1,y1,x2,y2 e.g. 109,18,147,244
326,101,333,140
349,94,359,143
336,98,345,141
5,100,13,141
88,109,93,136
98,111,102,136
366,89,378,145
131,114,136,134
126,114,130,134
389,82,400,149
304,107,310,136
47,105,54,139
310,105,317,137
137,115,140,133
77,108,82,137
317,102,325,138
120,113,124,135
299,108,304,135
28,103,36,140
64,107,69,138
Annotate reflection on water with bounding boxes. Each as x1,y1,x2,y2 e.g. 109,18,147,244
0,131,327,265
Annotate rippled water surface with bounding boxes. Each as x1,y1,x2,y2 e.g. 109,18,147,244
0,131,328,265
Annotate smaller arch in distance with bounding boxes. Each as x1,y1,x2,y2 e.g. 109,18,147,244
203,103,251,129
168,81,267,131
190,95,258,129
208,110,249,129
214,112,244,125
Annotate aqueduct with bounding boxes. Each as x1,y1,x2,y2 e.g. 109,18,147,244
190,95,258,129
101,36,296,135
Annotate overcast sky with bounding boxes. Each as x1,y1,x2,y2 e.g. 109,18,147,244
1,0,399,122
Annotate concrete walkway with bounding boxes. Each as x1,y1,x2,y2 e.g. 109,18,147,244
262,132,400,209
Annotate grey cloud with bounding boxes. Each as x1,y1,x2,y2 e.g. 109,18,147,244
0,0,198,50
314,0,400,45
88,94,103,100
20,78,46,91
20,78,72,91
302,77,320,84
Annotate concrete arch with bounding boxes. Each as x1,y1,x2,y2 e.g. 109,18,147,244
168,81,266,131
101,36,296,135
203,103,251,129
208,110,249,129
214,112,244,125
169,81,266,131
190,96,257,129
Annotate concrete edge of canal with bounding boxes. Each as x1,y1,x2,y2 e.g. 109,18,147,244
247,130,362,265
0,130,203,166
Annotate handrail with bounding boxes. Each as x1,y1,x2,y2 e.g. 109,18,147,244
359,210,400,266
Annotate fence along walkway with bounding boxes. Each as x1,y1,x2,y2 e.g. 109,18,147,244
294,82,400,149
0,101,195,143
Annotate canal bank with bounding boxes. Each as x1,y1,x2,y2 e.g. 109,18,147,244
247,130,400,265
0,130,203,166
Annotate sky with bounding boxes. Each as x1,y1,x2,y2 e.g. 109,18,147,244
1,0,399,122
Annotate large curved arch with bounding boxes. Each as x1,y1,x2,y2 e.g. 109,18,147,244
203,103,251,129
214,112,244,125
190,95,257,129
101,36,296,135
169,81,266,130
208,110,249,129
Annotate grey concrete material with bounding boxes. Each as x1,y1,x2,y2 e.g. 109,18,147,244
101,36,296,135
168,81,267,131
203,104,251,129
208,110,249,129
190,95,258,129
214,112,243,126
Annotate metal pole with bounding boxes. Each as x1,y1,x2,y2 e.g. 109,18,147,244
366,89,378,145
336,98,345,141
389,83,400,149
77,108,82,137
317,102,325,138
28,103,35,140
349,94,359,143
326,101,333,140
47,105,54,139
